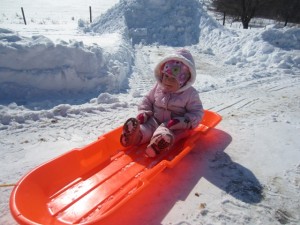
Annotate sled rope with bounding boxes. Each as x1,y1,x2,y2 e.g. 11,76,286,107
0,183,16,187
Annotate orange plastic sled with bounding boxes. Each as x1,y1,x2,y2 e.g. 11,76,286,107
10,110,222,225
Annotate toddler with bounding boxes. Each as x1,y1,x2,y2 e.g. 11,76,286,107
120,49,204,157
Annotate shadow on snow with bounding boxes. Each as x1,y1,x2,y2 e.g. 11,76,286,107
98,128,263,225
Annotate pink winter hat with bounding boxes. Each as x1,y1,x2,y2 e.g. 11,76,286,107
154,49,197,92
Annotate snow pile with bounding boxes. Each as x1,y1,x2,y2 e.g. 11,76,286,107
198,9,300,74
223,27,300,71
262,27,300,50
89,0,201,46
194,18,300,91
0,28,133,104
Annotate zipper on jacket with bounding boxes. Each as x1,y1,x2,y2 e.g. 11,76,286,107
163,93,171,122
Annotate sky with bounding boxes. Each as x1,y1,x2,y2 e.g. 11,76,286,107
0,0,300,224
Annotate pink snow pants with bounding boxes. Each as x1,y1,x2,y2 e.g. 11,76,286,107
139,117,189,146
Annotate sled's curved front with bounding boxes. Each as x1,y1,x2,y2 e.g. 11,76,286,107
10,110,221,225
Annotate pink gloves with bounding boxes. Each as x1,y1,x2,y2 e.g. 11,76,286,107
137,113,191,130
167,117,191,130
137,112,150,124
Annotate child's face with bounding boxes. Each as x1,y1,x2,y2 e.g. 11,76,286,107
161,73,180,92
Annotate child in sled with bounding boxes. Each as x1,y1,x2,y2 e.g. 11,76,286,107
120,49,204,157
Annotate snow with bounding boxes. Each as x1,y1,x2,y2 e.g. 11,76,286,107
1,0,300,224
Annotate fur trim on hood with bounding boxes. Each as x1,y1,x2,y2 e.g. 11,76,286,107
154,49,196,93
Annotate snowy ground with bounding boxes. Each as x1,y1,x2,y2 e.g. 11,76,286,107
1,0,300,225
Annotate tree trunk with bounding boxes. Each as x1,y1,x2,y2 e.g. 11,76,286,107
242,21,249,29
284,17,288,27
241,17,250,29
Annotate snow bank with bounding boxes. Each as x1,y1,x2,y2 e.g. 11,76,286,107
198,16,300,76
0,28,133,104
262,27,300,50
89,0,201,46
223,27,300,73
197,7,300,72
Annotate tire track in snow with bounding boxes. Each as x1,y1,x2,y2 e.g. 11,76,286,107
268,84,300,92
208,97,259,114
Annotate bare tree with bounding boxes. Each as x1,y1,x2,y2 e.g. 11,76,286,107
275,0,300,26
212,0,272,29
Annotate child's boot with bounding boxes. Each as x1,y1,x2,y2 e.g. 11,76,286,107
120,118,141,147
145,133,173,157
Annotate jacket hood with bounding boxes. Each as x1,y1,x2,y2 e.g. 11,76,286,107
154,49,197,93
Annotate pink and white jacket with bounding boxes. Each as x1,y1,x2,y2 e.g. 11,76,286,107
138,49,204,129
